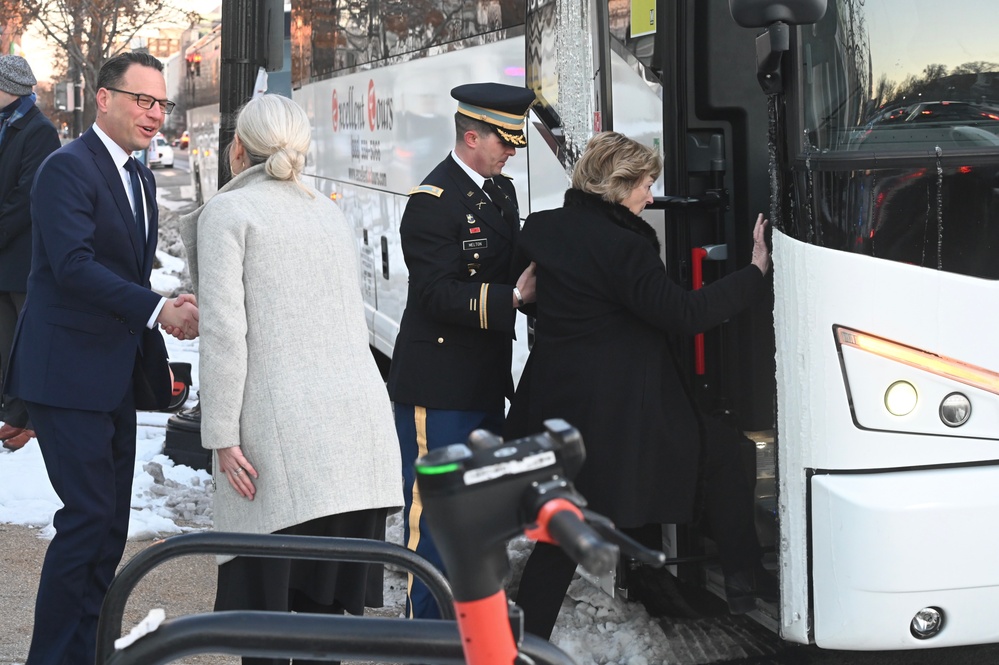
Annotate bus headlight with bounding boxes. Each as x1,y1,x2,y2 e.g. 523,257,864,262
884,381,917,416
939,393,971,427
910,607,944,639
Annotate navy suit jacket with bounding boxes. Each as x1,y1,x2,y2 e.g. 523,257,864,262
5,127,171,412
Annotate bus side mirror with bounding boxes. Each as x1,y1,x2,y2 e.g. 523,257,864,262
756,22,789,95
728,1,827,95
728,0,827,28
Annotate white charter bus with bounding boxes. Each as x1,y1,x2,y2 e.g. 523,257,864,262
286,0,999,651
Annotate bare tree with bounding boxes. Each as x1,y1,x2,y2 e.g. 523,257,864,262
1,0,33,54
20,0,188,130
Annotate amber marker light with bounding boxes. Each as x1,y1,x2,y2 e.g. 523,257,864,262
836,326,999,396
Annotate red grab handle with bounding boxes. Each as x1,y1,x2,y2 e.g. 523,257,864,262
691,247,707,375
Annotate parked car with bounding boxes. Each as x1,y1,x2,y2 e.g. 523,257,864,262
147,134,175,169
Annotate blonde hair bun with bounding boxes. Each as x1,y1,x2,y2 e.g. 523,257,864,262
234,94,311,187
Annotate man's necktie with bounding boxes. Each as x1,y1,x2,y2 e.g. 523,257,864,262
482,178,519,230
124,157,145,240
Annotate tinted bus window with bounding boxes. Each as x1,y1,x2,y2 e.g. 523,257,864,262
800,0,999,154
292,0,526,87
788,0,999,279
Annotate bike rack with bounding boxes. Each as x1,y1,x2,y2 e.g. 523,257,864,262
96,531,456,664
104,611,576,665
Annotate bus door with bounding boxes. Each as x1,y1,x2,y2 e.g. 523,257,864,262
526,0,778,609
738,0,999,649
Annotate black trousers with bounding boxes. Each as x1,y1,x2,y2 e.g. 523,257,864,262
0,291,28,427
514,415,761,640
214,508,388,665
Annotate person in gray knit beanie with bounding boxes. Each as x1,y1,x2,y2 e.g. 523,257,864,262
0,55,37,97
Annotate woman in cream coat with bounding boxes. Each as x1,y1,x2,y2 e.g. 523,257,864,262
180,95,401,658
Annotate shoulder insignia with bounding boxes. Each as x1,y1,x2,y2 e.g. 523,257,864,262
408,184,444,197
498,172,514,181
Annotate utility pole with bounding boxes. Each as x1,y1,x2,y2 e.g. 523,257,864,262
71,14,83,137
219,0,282,188
219,0,258,187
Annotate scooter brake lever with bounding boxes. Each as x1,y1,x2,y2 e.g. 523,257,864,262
580,509,668,568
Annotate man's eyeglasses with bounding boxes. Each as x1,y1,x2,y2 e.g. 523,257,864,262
105,87,176,115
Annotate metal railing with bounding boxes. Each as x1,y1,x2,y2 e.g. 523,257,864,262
97,531,455,664
104,611,576,665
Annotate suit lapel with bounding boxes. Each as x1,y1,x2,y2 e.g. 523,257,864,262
82,130,145,271
444,157,512,241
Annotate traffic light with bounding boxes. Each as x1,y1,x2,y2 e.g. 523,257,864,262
55,82,68,111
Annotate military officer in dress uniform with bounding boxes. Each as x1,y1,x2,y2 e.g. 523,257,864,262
387,82,538,619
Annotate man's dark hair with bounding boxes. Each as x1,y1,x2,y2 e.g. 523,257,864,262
96,52,164,91
454,112,495,144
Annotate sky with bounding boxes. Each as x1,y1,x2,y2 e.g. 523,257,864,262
0,192,699,665
863,2,999,80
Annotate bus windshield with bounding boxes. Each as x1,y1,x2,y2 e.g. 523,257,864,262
801,0,999,154
789,0,999,279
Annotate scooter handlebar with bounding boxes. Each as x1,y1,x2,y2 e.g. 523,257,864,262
546,507,620,576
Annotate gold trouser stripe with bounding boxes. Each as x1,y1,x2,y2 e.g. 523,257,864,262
405,405,430,618
479,283,489,329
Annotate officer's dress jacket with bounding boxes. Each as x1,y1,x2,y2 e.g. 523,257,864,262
387,154,520,412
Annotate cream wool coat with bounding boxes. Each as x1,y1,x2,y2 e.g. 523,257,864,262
180,165,402,553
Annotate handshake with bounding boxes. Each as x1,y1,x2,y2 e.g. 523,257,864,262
156,293,199,341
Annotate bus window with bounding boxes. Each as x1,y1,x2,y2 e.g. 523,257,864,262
607,0,658,75
292,0,526,89
788,0,999,279
800,0,999,154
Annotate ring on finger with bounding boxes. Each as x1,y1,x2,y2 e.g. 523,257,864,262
233,468,244,476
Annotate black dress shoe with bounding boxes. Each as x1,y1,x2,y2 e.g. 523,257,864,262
724,565,778,614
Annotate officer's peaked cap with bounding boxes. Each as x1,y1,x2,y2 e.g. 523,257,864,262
451,82,536,147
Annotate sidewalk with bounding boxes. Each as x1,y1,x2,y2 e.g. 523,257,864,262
0,519,410,665
0,522,236,665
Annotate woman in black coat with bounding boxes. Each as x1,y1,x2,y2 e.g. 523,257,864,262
507,131,772,638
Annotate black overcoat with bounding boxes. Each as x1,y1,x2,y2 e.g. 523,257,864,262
387,154,521,412
0,104,60,292
506,189,764,527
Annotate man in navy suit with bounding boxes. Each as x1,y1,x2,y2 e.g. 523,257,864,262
5,51,199,665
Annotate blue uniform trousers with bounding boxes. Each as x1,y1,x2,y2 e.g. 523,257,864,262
395,404,503,619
